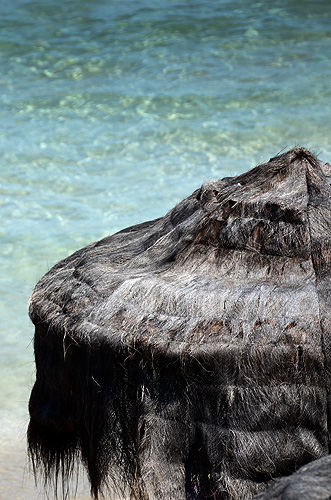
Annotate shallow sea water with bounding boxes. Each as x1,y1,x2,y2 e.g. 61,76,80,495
0,0,330,498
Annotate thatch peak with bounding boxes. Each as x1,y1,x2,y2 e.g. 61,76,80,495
199,147,328,208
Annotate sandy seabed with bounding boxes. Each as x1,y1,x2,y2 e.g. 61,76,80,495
0,435,92,500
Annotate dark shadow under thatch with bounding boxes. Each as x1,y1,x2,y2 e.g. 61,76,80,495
28,148,331,499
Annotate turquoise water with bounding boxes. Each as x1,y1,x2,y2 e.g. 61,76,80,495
0,0,330,455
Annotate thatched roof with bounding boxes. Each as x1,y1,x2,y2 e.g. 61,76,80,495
252,454,331,499
28,148,331,499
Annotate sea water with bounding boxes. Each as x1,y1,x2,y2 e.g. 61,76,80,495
0,0,330,497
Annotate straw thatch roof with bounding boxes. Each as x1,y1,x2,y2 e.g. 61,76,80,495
28,148,331,499
252,454,331,499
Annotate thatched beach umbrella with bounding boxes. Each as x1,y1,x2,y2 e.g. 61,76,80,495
28,148,331,500
252,454,331,499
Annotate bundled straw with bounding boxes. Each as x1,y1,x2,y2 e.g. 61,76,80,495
28,148,331,499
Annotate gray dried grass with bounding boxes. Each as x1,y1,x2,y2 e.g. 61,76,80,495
28,148,331,499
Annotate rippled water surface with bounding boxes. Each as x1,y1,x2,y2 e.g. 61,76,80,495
0,0,330,496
